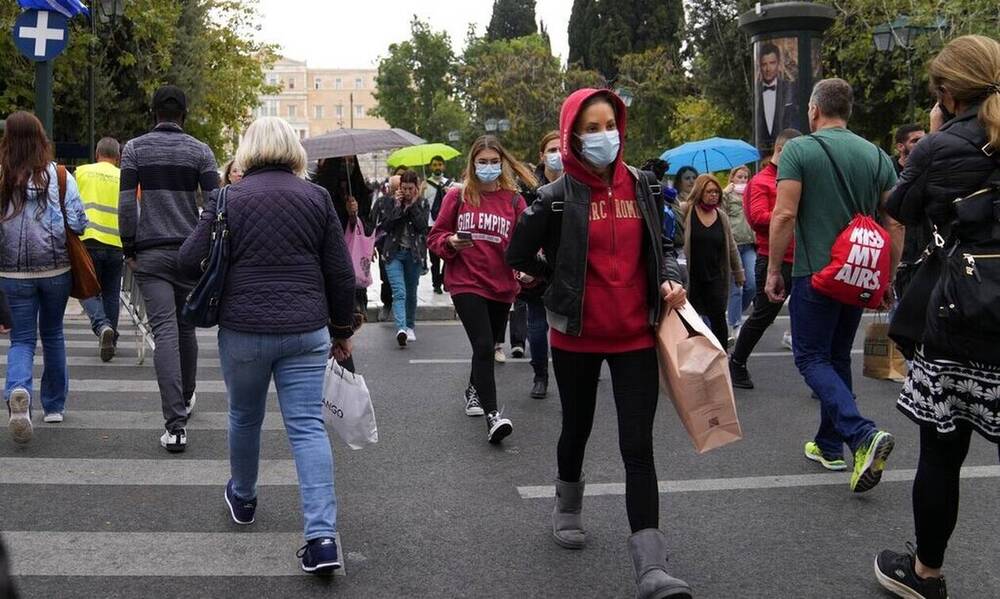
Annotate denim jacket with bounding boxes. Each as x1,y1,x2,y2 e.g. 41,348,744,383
0,163,88,274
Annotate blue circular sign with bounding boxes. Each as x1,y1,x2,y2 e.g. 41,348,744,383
12,10,70,62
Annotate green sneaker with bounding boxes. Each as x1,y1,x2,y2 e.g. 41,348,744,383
804,442,847,471
851,431,895,493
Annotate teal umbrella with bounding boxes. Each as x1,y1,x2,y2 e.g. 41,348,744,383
387,143,460,169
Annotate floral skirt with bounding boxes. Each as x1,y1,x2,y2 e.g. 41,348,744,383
898,347,1000,442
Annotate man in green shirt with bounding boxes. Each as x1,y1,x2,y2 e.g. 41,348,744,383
765,78,905,494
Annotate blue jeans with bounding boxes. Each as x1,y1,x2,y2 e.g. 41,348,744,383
386,249,420,331
790,276,875,457
81,246,123,336
218,326,336,540
728,244,757,328
526,297,549,380
2,272,72,415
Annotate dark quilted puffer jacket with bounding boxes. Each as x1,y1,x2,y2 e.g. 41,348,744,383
179,165,355,338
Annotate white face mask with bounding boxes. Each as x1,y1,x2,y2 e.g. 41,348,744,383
733,183,747,194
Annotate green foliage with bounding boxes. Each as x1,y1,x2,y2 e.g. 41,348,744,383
0,0,276,159
486,0,537,41
371,17,458,140
567,0,685,80
616,46,686,163
667,96,738,145
458,34,563,161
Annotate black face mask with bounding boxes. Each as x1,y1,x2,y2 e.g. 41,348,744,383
432,170,443,177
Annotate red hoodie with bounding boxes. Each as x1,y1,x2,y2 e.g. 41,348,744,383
550,88,653,354
428,187,527,304
744,163,794,264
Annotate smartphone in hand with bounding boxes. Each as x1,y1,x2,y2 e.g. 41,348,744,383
456,231,473,241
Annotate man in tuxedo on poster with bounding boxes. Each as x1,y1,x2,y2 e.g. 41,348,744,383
756,42,800,148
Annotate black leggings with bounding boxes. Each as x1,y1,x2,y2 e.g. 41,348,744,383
453,294,510,414
688,276,729,348
552,346,660,533
913,423,1000,569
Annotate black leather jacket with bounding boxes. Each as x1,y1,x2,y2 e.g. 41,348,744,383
506,165,682,337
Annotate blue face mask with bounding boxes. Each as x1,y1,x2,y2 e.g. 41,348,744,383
475,163,502,183
545,152,563,172
578,130,620,168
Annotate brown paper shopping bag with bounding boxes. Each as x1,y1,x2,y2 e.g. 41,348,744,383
863,321,908,382
656,302,743,453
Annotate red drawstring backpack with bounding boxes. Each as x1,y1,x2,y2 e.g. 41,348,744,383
805,136,891,308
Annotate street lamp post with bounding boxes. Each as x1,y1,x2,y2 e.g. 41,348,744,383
873,15,946,122
88,0,125,162
614,86,635,108
484,118,498,133
447,130,461,143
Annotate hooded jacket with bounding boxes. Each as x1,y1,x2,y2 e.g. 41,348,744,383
506,88,682,353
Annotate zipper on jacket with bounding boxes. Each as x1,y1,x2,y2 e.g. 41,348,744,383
962,253,1000,281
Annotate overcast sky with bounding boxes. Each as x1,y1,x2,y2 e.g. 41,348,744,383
255,0,573,69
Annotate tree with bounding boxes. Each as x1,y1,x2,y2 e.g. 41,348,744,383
616,46,686,163
667,96,738,145
0,0,276,159
567,0,685,80
486,0,537,41
371,17,458,140
458,34,564,160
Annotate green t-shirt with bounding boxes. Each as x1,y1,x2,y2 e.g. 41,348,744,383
777,127,898,277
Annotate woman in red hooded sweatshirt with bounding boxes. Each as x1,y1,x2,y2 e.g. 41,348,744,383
507,90,691,599
428,135,536,444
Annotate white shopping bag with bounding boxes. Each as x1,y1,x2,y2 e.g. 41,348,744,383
322,360,378,449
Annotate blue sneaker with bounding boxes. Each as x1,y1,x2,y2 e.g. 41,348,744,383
297,537,341,573
224,480,256,525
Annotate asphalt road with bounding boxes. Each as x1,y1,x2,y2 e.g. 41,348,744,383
2,312,998,599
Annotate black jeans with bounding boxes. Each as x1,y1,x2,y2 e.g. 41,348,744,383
82,245,124,336
453,294,511,414
379,255,393,309
429,250,445,291
913,423,1000,569
731,254,792,365
688,275,729,348
552,346,660,533
507,298,528,349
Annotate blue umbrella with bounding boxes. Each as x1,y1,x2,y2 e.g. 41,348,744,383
17,0,89,18
660,137,760,175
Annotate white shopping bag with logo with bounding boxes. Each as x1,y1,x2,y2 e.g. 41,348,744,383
322,360,378,449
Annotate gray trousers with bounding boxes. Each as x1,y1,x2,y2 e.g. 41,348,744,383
135,249,198,431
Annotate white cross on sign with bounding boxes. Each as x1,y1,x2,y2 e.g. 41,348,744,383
18,11,65,58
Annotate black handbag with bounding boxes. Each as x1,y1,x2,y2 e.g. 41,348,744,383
181,186,230,327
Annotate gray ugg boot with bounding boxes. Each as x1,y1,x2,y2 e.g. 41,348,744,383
552,478,586,549
628,529,692,599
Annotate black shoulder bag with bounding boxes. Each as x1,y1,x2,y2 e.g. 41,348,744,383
182,186,231,327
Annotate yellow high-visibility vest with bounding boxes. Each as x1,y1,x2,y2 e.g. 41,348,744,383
77,161,122,248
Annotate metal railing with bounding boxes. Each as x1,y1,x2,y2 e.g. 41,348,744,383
119,266,154,365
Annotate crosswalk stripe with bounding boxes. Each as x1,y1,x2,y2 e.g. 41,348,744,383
0,339,211,350
31,410,284,430
515,466,1000,498
6,531,346,577
0,355,222,367
0,458,301,485
0,378,238,392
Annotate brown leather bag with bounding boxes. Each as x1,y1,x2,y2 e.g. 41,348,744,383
56,165,101,299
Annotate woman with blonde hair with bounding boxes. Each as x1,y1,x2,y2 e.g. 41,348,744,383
428,135,535,443
876,35,1000,599
722,165,755,337
683,174,744,347
179,116,356,574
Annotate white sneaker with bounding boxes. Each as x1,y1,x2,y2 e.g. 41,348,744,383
494,346,506,363
406,328,416,342
782,331,794,351
185,393,197,416
43,413,64,423
8,388,32,444
464,385,484,417
160,428,187,453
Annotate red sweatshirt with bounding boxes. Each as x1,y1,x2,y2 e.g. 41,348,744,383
428,187,526,304
550,88,653,354
745,163,794,264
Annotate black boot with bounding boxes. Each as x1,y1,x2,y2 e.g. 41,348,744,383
729,359,754,390
531,376,548,399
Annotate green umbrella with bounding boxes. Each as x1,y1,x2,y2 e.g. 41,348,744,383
387,143,461,169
